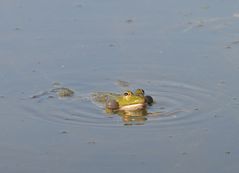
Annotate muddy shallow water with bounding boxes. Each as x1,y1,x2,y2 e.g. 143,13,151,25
1,0,239,172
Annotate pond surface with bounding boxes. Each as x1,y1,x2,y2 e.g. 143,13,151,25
1,0,239,172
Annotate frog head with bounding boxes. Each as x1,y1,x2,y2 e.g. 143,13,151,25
116,91,146,111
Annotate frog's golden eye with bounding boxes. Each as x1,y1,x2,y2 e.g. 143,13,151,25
124,91,132,96
141,89,144,94
124,92,129,96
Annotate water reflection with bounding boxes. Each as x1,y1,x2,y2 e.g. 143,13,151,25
119,110,148,126
107,109,148,126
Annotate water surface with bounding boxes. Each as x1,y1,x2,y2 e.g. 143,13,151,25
0,0,239,172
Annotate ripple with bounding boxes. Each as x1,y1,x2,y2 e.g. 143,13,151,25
23,80,223,128
141,80,223,127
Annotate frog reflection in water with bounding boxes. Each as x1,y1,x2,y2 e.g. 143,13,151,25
92,89,154,125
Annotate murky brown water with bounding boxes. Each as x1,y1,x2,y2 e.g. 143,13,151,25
1,0,239,172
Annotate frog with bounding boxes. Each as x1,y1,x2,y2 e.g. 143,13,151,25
105,90,146,111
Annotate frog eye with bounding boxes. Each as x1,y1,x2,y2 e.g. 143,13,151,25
124,92,129,96
141,89,145,94
135,89,144,95
124,91,132,96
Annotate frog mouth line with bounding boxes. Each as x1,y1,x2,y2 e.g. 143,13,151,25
118,103,146,111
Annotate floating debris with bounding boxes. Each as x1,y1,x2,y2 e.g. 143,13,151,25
57,88,74,97
116,80,130,87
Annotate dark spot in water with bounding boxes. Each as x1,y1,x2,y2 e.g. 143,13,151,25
75,4,82,8
0,96,5,99
15,27,22,31
88,140,96,144
109,43,115,47
225,40,239,49
214,114,223,118
218,80,226,86
194,107,199,111
139,161,145,165
225,45,231,49
31,95,37,99
60,131,68,134
126,19,133,23
225,151,231,155
64,118,72,121
181,152,188,155
231,40,239,45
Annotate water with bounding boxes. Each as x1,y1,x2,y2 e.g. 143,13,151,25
23,80,222,128
1,0,239,172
